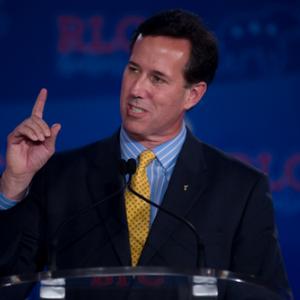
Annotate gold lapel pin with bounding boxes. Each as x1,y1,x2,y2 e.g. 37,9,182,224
183,185,189,191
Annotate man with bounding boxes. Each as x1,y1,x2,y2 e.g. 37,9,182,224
0,9,291,296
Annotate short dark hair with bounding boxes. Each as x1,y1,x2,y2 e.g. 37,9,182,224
130,9,219,86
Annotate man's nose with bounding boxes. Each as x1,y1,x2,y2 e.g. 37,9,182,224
130,75,149,98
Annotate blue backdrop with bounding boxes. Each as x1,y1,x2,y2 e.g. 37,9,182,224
0,0,299,297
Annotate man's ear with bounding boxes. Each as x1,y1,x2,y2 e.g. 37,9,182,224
184,81,207,110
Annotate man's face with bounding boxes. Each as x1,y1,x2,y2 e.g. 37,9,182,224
120,35,204,147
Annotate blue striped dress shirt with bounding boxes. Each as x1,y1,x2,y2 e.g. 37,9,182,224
0,193,18,209
120,125,187,223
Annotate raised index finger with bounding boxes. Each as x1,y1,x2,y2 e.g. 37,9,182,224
31,88,48,118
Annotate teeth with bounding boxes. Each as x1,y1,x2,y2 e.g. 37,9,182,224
131,107,144,113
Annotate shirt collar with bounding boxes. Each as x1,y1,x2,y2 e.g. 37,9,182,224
120,124,187,171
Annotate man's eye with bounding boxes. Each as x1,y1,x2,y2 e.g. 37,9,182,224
128,66,139,73
151,75,165,84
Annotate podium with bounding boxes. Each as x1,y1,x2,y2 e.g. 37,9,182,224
0,267,291,299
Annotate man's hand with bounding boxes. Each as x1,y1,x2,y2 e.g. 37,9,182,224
0,88,61,200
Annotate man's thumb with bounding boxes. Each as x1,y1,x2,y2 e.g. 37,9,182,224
46,123,61,150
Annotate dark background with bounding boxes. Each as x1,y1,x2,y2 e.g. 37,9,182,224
0,0,299,298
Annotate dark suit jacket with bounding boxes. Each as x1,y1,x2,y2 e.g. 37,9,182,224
0,130,291,296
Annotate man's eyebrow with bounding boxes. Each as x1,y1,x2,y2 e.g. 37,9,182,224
151,70,169,79
128,60,171,80
128,61,140,67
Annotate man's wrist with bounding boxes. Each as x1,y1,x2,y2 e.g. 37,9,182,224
0,171,31,201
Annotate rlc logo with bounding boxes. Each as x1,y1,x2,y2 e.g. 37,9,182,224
57,15,144,55
91,276,164,288
233,153,300,192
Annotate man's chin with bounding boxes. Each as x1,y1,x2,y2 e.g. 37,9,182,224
122,123,148,141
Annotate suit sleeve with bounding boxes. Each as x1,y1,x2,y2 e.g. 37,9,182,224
0,170,46,277
231,174,292,297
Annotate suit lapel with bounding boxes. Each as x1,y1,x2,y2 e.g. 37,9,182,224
86,132,131,266
139,130,209,265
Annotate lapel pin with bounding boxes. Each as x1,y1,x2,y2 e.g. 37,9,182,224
183,185,189,191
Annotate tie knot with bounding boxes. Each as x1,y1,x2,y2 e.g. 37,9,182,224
138,150,156,168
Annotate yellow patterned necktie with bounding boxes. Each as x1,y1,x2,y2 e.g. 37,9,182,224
125,150,156,266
